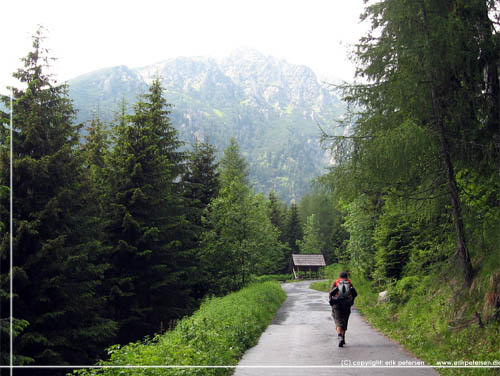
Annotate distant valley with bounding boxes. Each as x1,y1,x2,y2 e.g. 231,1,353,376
68,49,348,202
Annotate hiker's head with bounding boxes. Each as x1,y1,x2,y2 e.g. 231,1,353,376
339,271,348,279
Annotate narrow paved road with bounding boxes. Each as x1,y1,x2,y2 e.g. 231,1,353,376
233,281,438,376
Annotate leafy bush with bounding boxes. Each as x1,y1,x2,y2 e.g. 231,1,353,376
388,276,421,305
373,210,413,281
72,281,286,376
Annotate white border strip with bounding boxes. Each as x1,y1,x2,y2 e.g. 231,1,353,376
0,365,498,369
9,87,14,376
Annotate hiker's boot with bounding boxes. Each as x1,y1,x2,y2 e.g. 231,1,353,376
338,334,344,347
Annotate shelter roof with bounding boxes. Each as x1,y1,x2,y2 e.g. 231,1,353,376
292,254,326,267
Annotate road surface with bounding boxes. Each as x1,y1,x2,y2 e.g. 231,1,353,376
233,281,438,376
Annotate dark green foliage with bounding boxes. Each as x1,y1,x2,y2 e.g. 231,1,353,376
103,77,193,345
80,111,111,243
181,141,220,299
82,111,109,170
0,27,116,366
282,203,302,272
266,191,289,271
182,141,219,230
296,214,322,254
267,191,285,239
373,211,412,281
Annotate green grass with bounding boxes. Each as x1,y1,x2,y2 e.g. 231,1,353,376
310,264,500,375
300,263,499,375
356,273,500,375
72,281,286,376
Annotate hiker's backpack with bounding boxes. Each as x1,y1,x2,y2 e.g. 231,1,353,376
329,278,353,306
336,279,351,299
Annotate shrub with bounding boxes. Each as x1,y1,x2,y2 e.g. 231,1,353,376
388,276,421,305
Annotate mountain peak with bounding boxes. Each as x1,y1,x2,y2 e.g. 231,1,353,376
68,50,347,201
227,47,267,59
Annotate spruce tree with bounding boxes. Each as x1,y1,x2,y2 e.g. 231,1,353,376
80,111,110,236
0,27,115,367
82,111,109,170
0,106,31,366
283,203,303,272
267,191,286,241
104,77,192,344
181,141,220,299
182,141,219,230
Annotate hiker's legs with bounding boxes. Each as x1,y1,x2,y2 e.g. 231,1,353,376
332,307,348,332
336,326,345,336
342,306,351,341
333,307,345,347
333,305,351,346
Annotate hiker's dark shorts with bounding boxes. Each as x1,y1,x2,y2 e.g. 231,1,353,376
332,304,351,331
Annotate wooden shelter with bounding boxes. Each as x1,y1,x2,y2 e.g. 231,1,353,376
292,254,326,280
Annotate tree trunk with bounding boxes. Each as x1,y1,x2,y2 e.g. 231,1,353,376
437,125,474,285
420,2,474,285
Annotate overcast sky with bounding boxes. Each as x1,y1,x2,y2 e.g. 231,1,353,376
2,0,370,93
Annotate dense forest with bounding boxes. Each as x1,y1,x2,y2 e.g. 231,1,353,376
1,0,499,373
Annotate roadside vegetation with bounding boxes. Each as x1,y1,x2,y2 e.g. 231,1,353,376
312,264,500,375
310,1,500,374
72,281,286,376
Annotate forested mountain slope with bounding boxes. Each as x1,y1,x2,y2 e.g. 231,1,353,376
68,49,347,201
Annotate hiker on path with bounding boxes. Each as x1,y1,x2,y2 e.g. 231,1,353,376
328,271,357,347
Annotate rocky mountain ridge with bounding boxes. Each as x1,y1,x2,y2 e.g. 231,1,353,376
68,49,347,201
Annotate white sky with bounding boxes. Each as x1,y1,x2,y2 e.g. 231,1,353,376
2,0,370,93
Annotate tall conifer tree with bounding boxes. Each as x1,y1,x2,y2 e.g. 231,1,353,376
267,191,285,240
283,203,303,271
104,77,191,344
182,141,219,231
0,28,115,367
181,141,220,299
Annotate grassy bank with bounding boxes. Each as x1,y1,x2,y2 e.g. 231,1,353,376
73,281,286,376
311,264,500,375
